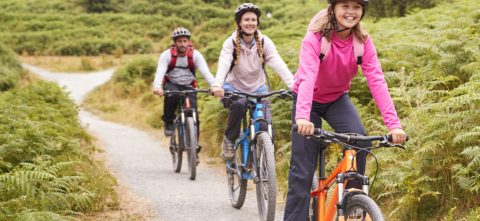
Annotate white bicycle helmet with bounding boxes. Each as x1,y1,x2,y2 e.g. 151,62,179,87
171,27,191,40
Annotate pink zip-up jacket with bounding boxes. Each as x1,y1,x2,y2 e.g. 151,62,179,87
293,31,402,130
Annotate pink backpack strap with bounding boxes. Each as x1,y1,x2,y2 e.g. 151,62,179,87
313,32,331,62
320,36,331,62
353,36,364,65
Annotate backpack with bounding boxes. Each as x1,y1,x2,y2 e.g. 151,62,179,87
308,9,364,65
167,41,195,74
163,41,197,87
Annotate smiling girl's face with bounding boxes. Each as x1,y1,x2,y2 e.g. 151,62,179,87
334,1,363,30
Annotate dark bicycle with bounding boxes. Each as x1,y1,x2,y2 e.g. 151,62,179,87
224,90,291,221
166,89,209,181
291,125,407,221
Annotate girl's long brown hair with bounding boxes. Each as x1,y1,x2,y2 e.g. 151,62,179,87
309,4,367,42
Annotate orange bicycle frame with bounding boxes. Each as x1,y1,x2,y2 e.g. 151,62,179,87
311,149,359,221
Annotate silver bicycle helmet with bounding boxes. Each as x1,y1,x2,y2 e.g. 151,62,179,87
171,27,191,40
234,3,261,25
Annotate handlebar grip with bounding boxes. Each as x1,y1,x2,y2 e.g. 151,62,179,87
291,124,322,135
385,134,409,142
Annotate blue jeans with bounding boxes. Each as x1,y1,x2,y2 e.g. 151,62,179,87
223,82,268,93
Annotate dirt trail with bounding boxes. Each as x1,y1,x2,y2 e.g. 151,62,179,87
23,64,284,221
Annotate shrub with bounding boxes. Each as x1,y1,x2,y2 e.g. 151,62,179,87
0,44,22,91
113,57,157,84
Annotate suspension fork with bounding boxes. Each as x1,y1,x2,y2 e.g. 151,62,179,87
185,96,198,123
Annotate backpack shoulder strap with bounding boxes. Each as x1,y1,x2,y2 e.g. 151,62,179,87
314,32,331,62
229,39,237,73
315,32,364,65
353,36,364,65
167,45,177,73
187,41,195,74
260,37,271,91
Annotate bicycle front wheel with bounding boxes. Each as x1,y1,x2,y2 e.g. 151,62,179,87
171,122,183,173
255,132,276,221
227,141,247,209
345,194,384,221
185,117,197,180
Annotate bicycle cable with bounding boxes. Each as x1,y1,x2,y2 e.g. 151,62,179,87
335,140,380,194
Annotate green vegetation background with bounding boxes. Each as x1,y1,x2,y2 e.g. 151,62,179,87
0,44,118,220
1,0,479,220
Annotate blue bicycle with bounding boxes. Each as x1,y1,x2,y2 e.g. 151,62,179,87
223,90,291,221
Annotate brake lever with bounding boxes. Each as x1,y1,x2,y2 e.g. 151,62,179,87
377,140,406,150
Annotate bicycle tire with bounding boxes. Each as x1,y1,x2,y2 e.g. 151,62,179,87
345,194,384,221
185,117,197,180
227,141,247,209
171,122,183,173
255,132,276,221
309,175,318,221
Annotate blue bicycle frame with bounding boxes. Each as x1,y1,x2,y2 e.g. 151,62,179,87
228,99,272,180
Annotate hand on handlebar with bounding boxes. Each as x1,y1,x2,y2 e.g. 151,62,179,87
295,119,315,136
153,88,164,97
388,128,407,144
210,86,224,97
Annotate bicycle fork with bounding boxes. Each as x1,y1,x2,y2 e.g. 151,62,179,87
316,148,371,221
336,172,370,220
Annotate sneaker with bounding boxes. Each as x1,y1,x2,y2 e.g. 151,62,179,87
164,122,174,136
221,136,235,161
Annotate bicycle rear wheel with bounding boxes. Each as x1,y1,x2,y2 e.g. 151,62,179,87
185,117,197,180
171,122,183,173
345,194,384,221
227,141,247,209
255,132,276,221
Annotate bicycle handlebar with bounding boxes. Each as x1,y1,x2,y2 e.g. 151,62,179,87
292,124,409,145
164,89,211,95
224,90,292,99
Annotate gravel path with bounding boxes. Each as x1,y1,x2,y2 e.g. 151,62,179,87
23,64,285,221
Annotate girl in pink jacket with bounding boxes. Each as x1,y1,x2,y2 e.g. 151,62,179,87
284,0,407,220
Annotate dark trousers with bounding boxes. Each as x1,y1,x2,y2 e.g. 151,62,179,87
162,82,199,134
283,93,371,221
223,97,271,141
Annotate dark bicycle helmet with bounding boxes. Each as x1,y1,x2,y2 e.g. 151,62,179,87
171,27,191,40
234,3,261,26
328,0,368,5
328,0,368,19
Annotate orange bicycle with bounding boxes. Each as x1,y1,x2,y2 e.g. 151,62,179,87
292,125,406,221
